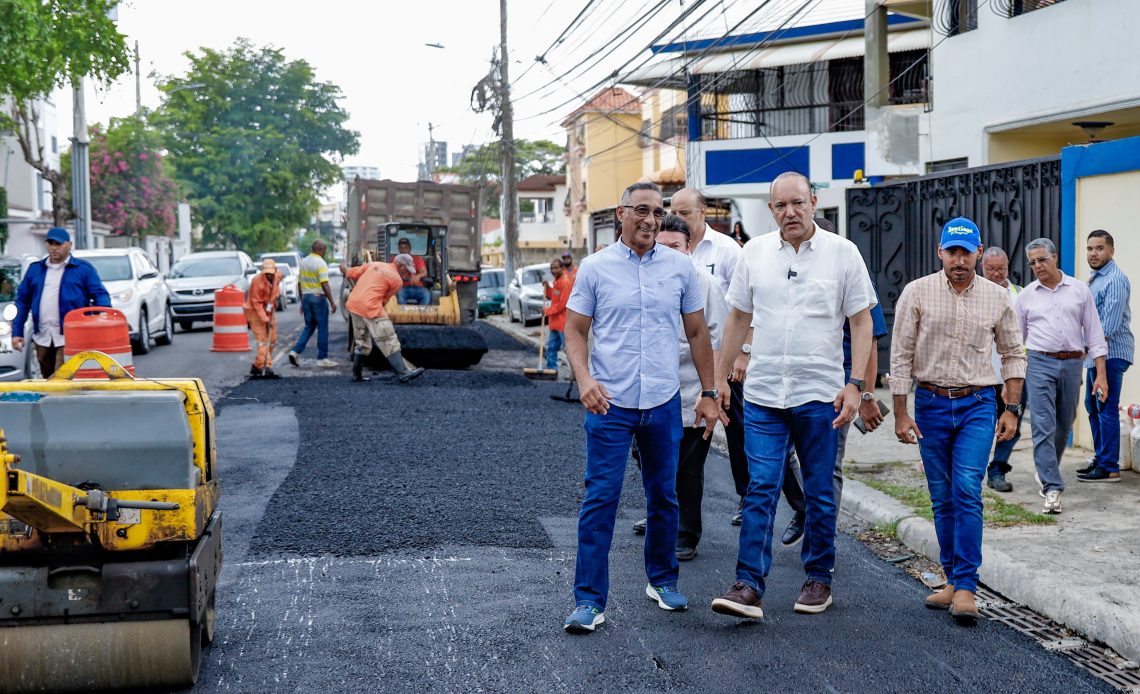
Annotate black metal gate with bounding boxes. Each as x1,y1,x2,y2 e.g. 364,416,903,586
847,155,1062,373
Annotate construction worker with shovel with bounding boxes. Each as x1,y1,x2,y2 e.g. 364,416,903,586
245,258,284,378
340,260,425,384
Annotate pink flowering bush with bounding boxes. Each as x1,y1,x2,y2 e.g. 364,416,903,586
85,117,180,239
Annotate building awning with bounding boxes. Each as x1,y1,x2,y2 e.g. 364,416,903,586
621,28,929,89
648,164,686,184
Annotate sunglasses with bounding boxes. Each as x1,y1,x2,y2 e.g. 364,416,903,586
621,205,667,220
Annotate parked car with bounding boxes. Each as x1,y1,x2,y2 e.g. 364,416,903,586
0,255,36,380
259,251,302,277
277,264,298,307
73,248,173,354
506,263,553,327
165,250,257,330
477,268,506,316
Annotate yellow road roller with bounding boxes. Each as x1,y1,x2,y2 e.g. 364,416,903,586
0,351,221,692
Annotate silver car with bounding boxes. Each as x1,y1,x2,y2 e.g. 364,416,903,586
73,248,173,354
165,251,257,330
506,263,554,327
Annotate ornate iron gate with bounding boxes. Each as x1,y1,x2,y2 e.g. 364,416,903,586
847,155,1062,372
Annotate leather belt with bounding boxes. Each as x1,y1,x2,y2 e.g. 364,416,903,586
917,382,985,399
1034,350,1084,360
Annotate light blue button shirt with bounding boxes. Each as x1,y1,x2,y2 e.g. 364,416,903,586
567,240,705,410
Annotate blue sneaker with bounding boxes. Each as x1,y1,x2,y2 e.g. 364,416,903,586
564,604,605,633
645,583,689,611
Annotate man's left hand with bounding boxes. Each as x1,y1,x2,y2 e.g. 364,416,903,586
832,384,860,429
995,411,1019,442
730,351,749,382
858,396,884,432
1093,373,1109,403
694,397,727,441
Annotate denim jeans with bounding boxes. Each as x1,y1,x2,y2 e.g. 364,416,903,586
914,387,996,594
1085,358,1130,474
784,425,847,519
736,400,838,596
545,330,564,370
989,384,1027,476
1026,351,1082,492
574,393,682,610
398,286,431,305
292,294,329,359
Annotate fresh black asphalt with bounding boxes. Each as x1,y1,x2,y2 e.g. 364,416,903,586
196,325,1111,693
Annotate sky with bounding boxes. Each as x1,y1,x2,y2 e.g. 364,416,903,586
53,0,823,187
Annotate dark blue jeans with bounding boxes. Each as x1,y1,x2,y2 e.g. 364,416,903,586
915,387,996,594
574,393,682,610
398,286,431,305
736,400,838,596
1085,358,1130,474
292,294,329,359
545,330,564,370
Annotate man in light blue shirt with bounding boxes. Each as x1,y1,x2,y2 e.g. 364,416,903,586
1080,229,1133,482
561,182,723,633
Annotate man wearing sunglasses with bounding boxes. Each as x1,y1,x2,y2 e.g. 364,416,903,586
561,181,724,633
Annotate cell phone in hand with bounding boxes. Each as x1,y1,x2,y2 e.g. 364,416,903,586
853,399,891,435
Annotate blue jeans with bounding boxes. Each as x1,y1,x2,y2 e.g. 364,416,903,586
915,387,996,594
736,400,838,596
545,330,564,370
1026,351,1082,492
1085,358,1130,474
292,294,329,359
398,286,431,305
574,393,682,610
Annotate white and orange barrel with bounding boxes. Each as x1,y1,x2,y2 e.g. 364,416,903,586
63,307,136,379
210,284,250,352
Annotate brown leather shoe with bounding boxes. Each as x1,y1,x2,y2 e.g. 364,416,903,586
793,580,833,614
924,584,955,610
711,581,764,619
949,589,979,624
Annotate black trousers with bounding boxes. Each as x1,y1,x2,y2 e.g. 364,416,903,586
676,427,714,550
725,379,749,497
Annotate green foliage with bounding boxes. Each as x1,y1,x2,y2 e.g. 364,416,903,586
153,39,359,255
88,115,181,238
437,139,566,219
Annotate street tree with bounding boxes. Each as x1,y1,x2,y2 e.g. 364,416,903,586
154,39,359,254
437,139,565,218
63,115,181,239
0,0,130,226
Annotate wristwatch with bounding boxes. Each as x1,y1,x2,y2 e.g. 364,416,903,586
848,378,865,391
1004,403,1024,417
701,389,719,400
861,391,875,402
741,343,752,354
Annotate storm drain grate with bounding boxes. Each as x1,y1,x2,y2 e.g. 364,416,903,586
974,585,1140,691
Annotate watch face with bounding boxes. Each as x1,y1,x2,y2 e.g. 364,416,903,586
861,392,875,401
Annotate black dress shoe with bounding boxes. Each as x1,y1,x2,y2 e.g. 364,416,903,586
731,497,743,526
781,514,805,547
987,474,1013,492
675,546,697,561
632,518,647,535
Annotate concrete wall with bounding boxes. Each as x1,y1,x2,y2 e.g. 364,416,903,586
1070,168,1140,449
924,0,1140,168
583,112,643,213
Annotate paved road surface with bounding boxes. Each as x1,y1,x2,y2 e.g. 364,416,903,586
165,324,1109,693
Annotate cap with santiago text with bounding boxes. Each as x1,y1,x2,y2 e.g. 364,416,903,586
45,227,71,244
940,217,980,253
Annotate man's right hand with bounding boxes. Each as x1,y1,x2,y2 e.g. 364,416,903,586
579,376,613,415
11,337,23,352
894,411,922,444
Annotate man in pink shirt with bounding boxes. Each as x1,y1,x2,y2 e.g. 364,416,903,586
1016,238,1107,514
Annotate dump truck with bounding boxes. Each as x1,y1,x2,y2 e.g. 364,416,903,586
0,352,221,691
345,178,488,369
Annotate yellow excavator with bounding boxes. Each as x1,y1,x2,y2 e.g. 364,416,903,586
0,351,221,692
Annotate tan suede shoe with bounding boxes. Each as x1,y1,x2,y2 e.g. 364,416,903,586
950,589,979,624
924,584,954,610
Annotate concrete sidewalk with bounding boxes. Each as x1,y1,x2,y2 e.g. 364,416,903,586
839,388,1140,663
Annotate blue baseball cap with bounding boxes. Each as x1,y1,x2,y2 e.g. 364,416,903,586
940,217,980,253
45,227,71,244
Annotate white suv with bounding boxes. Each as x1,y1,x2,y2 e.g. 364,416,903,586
74,248,173,354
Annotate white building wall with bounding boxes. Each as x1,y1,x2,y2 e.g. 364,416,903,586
924,0,1140,167
517,183,570,244
2,95,60,256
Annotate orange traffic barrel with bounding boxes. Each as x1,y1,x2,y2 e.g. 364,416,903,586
63,307,136,379
211,284,250,352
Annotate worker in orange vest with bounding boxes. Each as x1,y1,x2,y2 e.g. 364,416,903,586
340,260,425,383
245,258,283,378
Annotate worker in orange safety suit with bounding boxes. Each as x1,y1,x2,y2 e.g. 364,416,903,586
341,260,425,384
245,257,284,378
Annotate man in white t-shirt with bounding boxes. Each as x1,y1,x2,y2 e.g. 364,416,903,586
709,172,875,620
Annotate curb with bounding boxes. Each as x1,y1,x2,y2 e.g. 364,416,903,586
841,478,1140,663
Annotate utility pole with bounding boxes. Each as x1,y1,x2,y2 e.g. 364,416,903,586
426,121,437,181
134,41,142,115
71,79,92,250
498,0,520,281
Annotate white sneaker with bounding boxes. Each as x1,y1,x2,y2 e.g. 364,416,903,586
315,358,338,368
1034,471,1045,499
1042,490,1063,514
288,351,300,367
